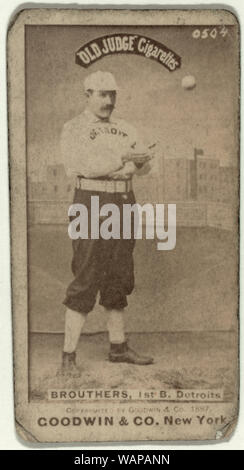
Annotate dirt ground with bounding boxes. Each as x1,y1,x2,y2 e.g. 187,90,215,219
29,330,237,403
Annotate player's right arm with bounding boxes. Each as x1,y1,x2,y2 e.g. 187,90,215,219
60,121,124,179
60,123,82,178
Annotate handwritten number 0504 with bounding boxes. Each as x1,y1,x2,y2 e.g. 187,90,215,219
192,26,228,39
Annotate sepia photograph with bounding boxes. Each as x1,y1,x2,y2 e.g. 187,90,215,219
8,9,239,442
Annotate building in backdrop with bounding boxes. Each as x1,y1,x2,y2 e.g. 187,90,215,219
195,156,220,202
219,166,238,204
163,158,190,202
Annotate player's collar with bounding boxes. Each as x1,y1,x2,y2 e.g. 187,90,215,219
84,108,117,124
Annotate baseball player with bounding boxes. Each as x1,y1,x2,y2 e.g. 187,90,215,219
60,71,154,377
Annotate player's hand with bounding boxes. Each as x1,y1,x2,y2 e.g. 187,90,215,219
109,161,136,180
122,151,154,165
121,152,133,163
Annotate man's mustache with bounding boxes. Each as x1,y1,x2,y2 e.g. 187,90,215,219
101,105,115,111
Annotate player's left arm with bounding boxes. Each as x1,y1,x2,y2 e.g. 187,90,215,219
108,160,137,180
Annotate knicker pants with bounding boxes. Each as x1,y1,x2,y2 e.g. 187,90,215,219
63,188,136,314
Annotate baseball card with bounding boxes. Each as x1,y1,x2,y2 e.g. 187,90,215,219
8,8,239,443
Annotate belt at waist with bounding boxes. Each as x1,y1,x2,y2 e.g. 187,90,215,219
76,177,133,193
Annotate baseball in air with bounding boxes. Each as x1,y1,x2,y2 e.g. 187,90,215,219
182,75,196,90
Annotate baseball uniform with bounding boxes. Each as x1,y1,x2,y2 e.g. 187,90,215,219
61,109,138,314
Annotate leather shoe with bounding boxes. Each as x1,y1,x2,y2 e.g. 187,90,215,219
57,351,81,378
109,343,154,365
